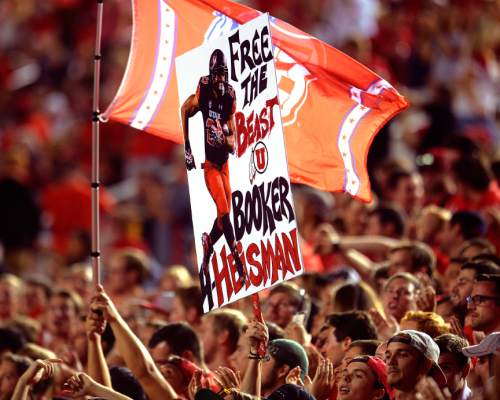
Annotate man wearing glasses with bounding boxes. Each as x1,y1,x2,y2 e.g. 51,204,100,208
466,273,500,335
450,261,499,324
263,283,308,329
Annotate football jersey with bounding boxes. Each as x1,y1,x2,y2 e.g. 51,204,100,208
196,76,236,167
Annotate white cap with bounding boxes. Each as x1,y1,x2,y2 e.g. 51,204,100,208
462,332,500,357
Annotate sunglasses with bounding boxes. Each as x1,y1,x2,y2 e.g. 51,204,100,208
466,295,499,306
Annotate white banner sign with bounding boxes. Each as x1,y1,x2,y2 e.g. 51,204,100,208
176,14,304,312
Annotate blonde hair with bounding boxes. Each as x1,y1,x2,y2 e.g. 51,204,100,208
68,263,93,281
421,205,452,221
401,311,451,338
0,273,23,292
162,265,193,288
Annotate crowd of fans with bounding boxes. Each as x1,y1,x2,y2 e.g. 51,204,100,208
0,0,499,399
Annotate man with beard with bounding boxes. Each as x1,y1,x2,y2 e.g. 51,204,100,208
466,274,500,334
241,319,308,398
260,339,309,397
449,261,498,324
385,330,446,400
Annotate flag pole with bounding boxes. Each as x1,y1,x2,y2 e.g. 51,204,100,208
91,0,104,288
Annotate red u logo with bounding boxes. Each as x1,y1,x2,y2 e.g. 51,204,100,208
255,147,266,171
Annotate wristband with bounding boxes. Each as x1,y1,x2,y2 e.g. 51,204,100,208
248,350,269,360
248,350,264,360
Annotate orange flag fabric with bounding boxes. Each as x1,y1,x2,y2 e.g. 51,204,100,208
102,0,408,201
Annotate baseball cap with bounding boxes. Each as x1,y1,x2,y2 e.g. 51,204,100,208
348,356,392,399
388,330,447,388
462,332,500,357
268,339,309,380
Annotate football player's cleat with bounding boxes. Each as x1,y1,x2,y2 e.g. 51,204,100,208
201,232,213,275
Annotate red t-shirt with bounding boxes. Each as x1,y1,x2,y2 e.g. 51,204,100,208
446,183,500,212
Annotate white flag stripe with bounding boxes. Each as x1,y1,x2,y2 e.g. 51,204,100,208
339,79,392,195
337,104,371,196
131,2,176,130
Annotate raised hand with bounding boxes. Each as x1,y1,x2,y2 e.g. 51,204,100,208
245,319,269,355
285,366,305,387
311,358,335,400
22,358,62,385
86,304,107,341
214,367,241,391
369,308,399,341
89,285,121,323
416,377,452,400
449,316,465,338
57,346,83,372
62,372,97,397
415,274,436,312
188,370,211,400
284,321,311,346
313,223,340,255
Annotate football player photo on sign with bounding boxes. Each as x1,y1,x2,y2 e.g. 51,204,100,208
181,48,247,289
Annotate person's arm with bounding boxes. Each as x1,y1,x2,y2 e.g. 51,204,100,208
63,372,133,400
181,93,200,170
181,93,200,143
12,359,61,400
342,248,378,282
86,306,112,387
339,235,399,254
91,286,178,400
313,223,378,281
241,320,268,397
314,223,399,256
242,359,262,398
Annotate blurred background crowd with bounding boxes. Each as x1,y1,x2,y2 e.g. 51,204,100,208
0,0,499,399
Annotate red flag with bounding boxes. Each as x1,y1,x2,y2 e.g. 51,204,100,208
102,0,408,201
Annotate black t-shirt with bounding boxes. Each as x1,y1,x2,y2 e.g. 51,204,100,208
196,76,236,168
194,384,316,400
267,384,316,400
